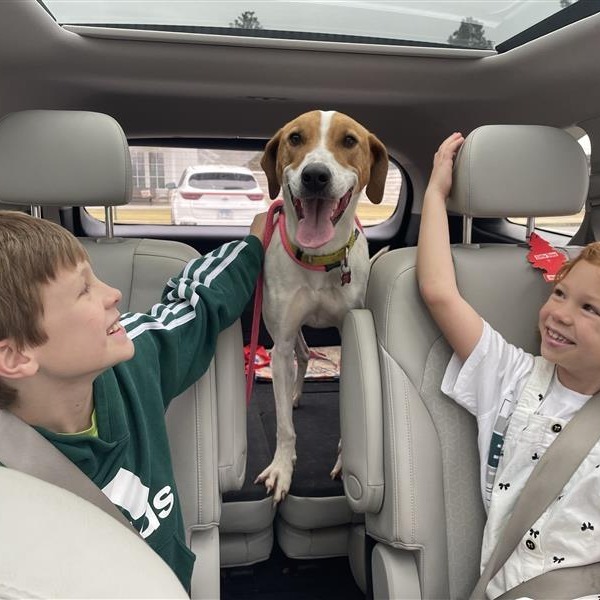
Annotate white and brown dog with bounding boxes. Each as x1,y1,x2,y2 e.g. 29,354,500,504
255,110,388,502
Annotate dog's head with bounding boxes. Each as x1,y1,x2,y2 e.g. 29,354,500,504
261,110,388,249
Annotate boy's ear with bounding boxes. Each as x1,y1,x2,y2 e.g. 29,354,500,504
0,339,38,379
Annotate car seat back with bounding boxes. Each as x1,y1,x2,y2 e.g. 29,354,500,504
340,125,588,598
0,468,189,599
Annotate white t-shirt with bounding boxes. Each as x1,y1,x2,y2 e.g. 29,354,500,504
442,320,598,600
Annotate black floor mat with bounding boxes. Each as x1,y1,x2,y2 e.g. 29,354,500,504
224,379,344,501
221,541,365,600
256,379,344,497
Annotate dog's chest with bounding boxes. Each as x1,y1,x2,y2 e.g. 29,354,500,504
263,233,369,325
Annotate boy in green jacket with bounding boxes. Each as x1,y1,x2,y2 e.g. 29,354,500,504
0,209,266,592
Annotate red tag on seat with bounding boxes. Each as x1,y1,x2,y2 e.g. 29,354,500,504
527,232,567,282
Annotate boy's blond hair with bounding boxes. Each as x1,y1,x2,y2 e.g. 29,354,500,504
0,210,88,407
555,241,600,283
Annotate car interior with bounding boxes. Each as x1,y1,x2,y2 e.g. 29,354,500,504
0,1,600,599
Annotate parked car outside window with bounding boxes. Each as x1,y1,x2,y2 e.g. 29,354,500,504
170,165,269,226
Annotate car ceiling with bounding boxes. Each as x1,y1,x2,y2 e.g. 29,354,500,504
1,0,600,206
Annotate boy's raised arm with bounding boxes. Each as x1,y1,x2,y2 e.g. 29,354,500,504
118,229,265,403
416,132,483,363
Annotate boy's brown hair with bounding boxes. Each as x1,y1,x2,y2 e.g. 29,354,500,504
555,241,600,284
0,210,88,407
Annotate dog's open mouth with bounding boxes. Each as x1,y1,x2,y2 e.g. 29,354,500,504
292,187,353,248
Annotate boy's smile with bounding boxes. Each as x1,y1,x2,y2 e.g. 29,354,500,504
107,319,125,336
544,327,574,346
539,259,600,395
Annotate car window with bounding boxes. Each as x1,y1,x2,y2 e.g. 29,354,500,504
43,0,600,52
85,145,403,227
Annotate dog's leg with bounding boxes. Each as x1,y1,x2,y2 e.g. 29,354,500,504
330,439,342,479
292,331,309,408
255,338,297,503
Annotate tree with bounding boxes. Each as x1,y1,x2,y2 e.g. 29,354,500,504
229,10,263,30
448,17,494,49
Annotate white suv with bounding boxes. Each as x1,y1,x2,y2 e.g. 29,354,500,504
170,165,268,226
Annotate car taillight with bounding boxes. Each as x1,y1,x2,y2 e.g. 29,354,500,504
247,193,264,201
180,192,202,200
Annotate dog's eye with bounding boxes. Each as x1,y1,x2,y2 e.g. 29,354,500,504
343,135,357,148
289,132,302,146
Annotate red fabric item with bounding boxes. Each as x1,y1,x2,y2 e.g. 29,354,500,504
244,344,271,373
527,232,567,282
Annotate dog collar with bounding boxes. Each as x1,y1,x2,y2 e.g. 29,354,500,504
287,228,360,269
277,210,361,285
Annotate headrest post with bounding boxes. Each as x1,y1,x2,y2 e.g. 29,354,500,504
525,217,535,239
104,206,115,239
462,215,472,244
30,205,42,219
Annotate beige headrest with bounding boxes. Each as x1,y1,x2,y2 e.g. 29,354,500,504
448,125,588,218
0,110,131,207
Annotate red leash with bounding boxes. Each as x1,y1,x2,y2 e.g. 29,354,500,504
246,200,283,404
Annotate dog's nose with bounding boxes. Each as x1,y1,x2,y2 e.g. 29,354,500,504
301,163,331,194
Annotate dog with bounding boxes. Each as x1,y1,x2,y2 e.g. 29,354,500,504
255,110,388,502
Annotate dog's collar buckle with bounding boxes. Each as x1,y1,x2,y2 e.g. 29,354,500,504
340,246,351,285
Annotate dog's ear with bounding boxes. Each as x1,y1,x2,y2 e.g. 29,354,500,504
365,133,388,204
261,131,282,200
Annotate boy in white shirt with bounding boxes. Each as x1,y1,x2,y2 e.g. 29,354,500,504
417,132,600,599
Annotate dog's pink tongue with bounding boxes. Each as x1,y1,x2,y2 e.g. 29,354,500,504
296,199,335,248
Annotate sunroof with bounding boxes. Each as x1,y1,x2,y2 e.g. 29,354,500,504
40,0,596,51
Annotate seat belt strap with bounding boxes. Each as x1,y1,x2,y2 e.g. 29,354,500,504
495,563,600,600
569,173,600,246
590,199,600,242
0,408,139,536
470,390,600,599
586,174,600,242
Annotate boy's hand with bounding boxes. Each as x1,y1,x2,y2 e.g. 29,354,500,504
250,211,268,244
427,132,464,200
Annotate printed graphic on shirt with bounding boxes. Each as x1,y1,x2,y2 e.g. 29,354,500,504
485,396,515,505
102,467,174,539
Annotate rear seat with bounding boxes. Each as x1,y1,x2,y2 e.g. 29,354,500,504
339,124,589,598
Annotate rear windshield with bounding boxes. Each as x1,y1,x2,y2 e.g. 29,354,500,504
188,172,256,190
86,144,403,227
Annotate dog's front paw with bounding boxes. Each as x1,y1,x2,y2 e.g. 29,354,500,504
254,455,294,503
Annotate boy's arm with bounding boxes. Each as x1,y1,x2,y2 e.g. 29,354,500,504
416,133,483,363
120,232,264,403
